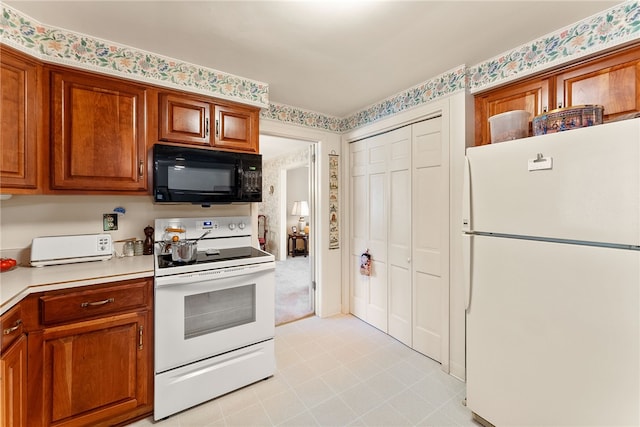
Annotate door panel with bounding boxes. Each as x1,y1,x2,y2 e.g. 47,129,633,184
412,117,447,361
388,127,412,345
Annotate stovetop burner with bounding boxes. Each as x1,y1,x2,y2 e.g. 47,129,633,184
157,246,267,269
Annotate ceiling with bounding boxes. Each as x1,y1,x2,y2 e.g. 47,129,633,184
6,1,619,119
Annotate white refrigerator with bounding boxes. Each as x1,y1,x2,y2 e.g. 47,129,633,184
463,118,640,426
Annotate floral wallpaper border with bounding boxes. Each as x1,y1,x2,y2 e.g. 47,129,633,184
2,2,639,133
0,5,269,108
467,0,640,92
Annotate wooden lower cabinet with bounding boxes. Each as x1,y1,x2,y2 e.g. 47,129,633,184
24,278,153,427
1,335,27,427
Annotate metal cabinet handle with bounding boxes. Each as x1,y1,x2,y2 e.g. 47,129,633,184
215,119,219,137
81,298,114,308
138,160,144,178
3,319,22,335
205,118,210,137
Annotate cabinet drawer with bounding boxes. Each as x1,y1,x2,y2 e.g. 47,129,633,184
39,280,149,326
1,304,23,351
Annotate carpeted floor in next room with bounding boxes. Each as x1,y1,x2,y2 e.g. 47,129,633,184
275,256,313,325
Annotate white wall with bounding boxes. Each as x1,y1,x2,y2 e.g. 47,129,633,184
0,195,249,262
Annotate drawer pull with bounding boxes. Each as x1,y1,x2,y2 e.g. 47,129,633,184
3,319,22,335
81,298,114,308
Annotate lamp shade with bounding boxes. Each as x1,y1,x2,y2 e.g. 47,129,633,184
291,201,309,217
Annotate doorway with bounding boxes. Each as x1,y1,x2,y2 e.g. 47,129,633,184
259,134,317,325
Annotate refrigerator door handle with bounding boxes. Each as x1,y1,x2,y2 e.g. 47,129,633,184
463,233,472,311
462,156,471,232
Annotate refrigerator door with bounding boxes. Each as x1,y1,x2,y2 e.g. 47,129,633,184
466,235,640,426
465,118,640,246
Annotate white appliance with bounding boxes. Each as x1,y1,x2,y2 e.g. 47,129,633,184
153,216,276,421
463,119,640,426
30,234,112,266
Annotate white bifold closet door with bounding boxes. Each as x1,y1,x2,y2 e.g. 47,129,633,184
350,116,447,363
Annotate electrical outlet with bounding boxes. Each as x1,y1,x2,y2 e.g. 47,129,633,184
103,214,118,231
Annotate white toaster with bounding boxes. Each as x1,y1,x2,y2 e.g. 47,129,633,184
30,234,113,267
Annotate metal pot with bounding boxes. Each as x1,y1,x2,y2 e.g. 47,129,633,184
169,230,210,263
171,240,198,263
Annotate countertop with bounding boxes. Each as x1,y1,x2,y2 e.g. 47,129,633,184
0,255,155,315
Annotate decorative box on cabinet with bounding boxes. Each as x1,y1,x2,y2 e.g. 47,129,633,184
0,45,41,193
26,278,153,427
49,67,148,193
0,304,27,427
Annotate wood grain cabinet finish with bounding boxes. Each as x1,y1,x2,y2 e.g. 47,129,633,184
555,46,640,121
213,104,259,153
26,278,153,427
156,91,259,152
50,68,148,192
475,78,550,146
1,335,27,427
0,46,40,193
1,305,27,427
474,43,640,146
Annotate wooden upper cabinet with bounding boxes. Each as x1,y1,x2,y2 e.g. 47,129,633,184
474,43,640,146
474,78,550,146
556,46,640,121
213,104,259,153
0,46,40,193
50,68,148,192
159,93,211,145
157,91,260,153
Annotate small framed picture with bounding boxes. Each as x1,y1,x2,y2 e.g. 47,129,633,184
291,226,297,234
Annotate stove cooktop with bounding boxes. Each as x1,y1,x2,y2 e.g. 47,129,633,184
157,246,268,269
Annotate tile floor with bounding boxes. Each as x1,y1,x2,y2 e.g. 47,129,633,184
130,314,480,426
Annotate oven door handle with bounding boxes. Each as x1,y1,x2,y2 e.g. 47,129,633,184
155,262,276,288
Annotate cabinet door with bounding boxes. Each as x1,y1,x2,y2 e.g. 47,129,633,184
0,335,27,427
50,69,147,192
556,46,640,121
474,78,550,145
0,46,39,192
213,104,259,152
34,312,151,426
159,93,211,145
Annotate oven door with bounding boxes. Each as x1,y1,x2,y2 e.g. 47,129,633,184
154,263,275,373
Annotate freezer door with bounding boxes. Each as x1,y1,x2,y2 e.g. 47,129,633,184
465,118,640,246
466,235,640,426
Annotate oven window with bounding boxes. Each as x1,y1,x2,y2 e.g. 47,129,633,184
184,284,256,339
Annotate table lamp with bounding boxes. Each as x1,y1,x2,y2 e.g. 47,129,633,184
291,201,309,233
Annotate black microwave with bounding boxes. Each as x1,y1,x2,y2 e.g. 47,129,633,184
153,144,262,205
